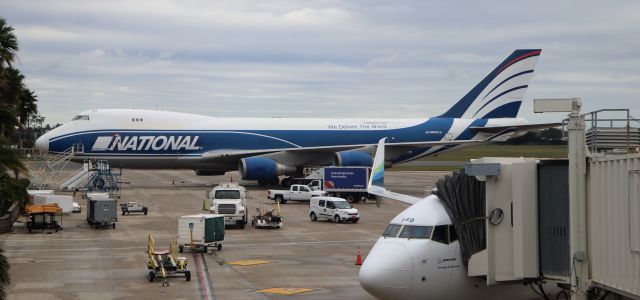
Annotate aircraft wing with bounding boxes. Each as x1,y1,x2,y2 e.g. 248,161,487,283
200,128,517,161
470,122,562,133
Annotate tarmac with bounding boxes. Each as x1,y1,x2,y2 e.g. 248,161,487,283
3,169,450,300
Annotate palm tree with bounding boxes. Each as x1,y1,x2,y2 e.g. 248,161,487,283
17,89,37,126
0,18,18,69
0,248,9,300
0,68,24,107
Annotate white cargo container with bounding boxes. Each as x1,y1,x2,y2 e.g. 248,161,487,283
30,192,74,214
177,214,224,253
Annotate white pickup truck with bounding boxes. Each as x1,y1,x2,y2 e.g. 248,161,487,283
268,184,326,204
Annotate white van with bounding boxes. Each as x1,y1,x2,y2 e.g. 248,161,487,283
309,197,360,223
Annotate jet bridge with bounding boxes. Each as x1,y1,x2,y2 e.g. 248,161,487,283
438,155,640,299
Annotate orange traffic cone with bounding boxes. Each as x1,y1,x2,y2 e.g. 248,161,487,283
355,247,363,265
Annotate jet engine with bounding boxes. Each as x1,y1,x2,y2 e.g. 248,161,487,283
239,157,296,181
333,151,373,167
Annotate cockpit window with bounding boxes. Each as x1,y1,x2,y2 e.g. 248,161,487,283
72,115,89,121
398,225,433,239
382,224,402,237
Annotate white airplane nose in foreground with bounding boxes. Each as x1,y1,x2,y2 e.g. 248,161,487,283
359,241,413,300
35,134,49,153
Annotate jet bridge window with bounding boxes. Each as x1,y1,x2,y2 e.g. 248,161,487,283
71,115,89,121
399,225,433,239
382,224,402,237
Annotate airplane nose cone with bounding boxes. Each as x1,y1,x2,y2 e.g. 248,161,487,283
359,240,413,300
35,134,49,153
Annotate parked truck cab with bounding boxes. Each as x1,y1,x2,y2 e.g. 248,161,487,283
309,196,360,223
209,182,248,229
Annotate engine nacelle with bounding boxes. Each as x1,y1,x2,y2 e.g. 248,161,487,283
239,157,296,181
333,151,373,167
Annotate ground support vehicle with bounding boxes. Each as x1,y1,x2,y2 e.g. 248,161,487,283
251,202,283,229
146,234,190,286
177,214,224,253
86,192,118,229
309,196,360,223
208,182,247,228
298,166,372,203
120,201,148,215
25,204,63,233
268,184,326,204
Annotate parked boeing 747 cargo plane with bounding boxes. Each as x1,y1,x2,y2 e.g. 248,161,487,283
36,49,555,185
360,138,559,300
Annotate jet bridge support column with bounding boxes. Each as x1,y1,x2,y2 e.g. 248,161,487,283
567,98,589,300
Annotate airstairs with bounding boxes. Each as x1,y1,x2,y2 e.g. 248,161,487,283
26,144,83,189
59,160,122,198
60,161,94,191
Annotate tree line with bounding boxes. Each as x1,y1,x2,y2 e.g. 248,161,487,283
0,17,42,299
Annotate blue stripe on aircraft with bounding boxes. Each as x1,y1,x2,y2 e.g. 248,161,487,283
472,85,528,117
481,70,533,101
481,101,522,119
438,49,539,118
48,118,456,156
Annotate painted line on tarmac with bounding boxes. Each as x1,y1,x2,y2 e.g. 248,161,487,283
6,239,378,253
3,237,114,242
193,253,215,300
222,239,377,248
6,246,146,252
3,243,103,247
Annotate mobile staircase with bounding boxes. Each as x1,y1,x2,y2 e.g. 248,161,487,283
64,160,122,198
26,144,83,189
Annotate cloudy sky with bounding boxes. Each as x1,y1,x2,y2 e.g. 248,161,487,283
3,0,639,125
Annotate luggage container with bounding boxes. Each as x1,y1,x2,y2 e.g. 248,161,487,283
177,214,224,253
86,192,118,229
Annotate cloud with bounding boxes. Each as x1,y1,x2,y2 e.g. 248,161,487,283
2,0,640,125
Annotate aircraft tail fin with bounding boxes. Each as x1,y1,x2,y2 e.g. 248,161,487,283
368,138,386,191
438,49,541,119
368,138,421,205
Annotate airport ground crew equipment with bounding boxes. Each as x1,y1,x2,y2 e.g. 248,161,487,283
177,214,224,253
120,201,148,215
146,234,190,286
25,204,63,233
86,192,118,229
251,202,283,229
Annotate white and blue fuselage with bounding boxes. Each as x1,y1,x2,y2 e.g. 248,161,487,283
36,109,525,168
35,49,542,182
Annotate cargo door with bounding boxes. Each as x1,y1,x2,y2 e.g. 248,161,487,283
205,216,225,242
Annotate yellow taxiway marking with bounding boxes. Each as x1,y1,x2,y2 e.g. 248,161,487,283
255,287,314,295
226,259,272,266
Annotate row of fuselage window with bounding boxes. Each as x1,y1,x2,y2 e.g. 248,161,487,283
382,224,458,245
